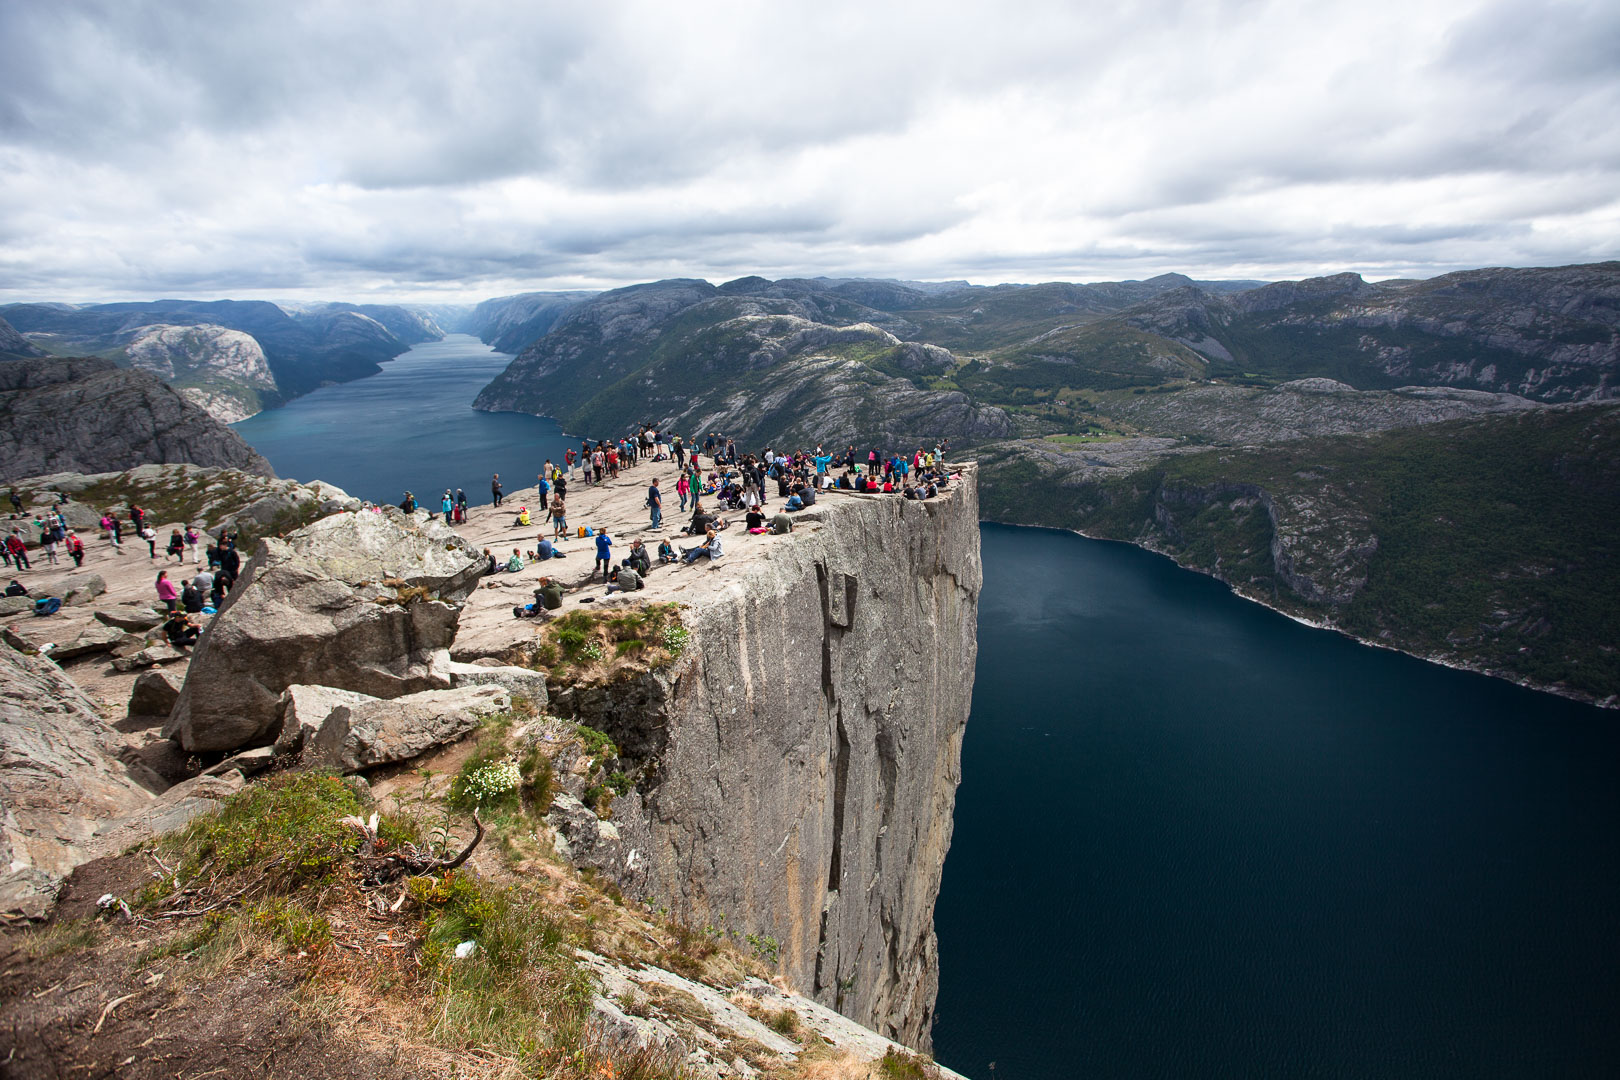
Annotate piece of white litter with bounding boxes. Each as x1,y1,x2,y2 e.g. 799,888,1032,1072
454,940,477,959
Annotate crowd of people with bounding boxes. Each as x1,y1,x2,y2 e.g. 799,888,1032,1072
3,483,249,653
4,427,960,637
480,427,961,618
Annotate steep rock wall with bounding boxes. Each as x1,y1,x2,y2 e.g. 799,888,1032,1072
602,472,980,1050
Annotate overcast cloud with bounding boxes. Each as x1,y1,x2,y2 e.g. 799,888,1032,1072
1,0,1617,303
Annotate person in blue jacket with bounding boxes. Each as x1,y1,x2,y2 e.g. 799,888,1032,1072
594,529,613,581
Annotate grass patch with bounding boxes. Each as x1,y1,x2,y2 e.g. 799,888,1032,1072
537,603,688,678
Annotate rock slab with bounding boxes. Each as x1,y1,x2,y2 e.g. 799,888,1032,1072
165,509,483,752
304,685,511,772
0,644,154,917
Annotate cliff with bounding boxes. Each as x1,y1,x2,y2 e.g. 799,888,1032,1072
0,357,274,481
448,465,982,1050
977,405,1620,705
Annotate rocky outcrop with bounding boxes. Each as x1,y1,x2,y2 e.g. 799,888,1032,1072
165,509,483,753
471,281,1009,448
465,291,594,353
0,314,47,358
573,472,981,1050
0,643,155,918
0,357,274,482
303,685,511,772
125,323,279,422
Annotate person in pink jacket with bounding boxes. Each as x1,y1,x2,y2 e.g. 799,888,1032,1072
676,472,691,513
155,569,180,613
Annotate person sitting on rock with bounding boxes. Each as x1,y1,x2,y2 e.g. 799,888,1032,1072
622,539,651,576
536,577,564,610
163,611,200,649
513,506,531,527
534,536,556,561
483,547,498,575
399,491,417,514
4,579,27,596
605,565,643,594
770,512,793,535
180,581,204,614
505,548,525,573
657,538,677,564
681,528,722,564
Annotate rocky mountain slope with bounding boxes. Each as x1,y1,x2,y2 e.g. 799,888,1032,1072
978,403,1620,705
1,298,440,417
0,357,273,480
465,290,595,353
0,314,48,358
0,461,978,1077
124,323,278,421
473,280,1008,446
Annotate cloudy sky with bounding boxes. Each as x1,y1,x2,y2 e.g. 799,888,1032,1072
2,0,1617,303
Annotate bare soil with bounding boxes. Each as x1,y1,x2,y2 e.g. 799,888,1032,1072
0,856,425,1080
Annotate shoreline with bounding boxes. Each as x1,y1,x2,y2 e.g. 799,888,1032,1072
983,516,1617,712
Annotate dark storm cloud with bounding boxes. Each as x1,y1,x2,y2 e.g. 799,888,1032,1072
1,0,1616,302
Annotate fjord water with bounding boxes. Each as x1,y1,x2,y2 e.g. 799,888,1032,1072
932,524,1619,1079
234,334,576,504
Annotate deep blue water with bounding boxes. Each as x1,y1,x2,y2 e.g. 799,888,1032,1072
234,350,1620,1078
233,334,577,505
932,523,1619,1079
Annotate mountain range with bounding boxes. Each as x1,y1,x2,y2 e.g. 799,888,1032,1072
465,263,1620,704
0,299,445,421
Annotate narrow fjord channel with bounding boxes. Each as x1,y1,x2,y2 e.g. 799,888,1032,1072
234,347,1618,1079
932,523,1619,1079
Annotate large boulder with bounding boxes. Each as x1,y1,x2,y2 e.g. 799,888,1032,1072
165,510,483,753
0,644,154,918
95,605,165,632
304,685,511,772
57,573,106,606
1,618,124,659
446,659,551,707
272,684,377,757
127,668,184,718
0,596,33,616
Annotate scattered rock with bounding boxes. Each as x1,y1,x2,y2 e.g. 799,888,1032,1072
272,684,377,758
56,573,106,605
94,606,165,632
43,623,126,660
111,645,185,672
166,509,482,753
0,595,32,616
548,792,644,890
204,746,276,778
127,668,184,718
447,659,551,706
303,685,511,773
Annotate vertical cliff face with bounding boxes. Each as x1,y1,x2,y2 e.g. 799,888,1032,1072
598,471,980,1050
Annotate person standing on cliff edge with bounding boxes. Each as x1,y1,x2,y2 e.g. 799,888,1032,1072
491,473,503,508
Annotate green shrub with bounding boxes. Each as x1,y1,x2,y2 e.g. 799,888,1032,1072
160,772,361,893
